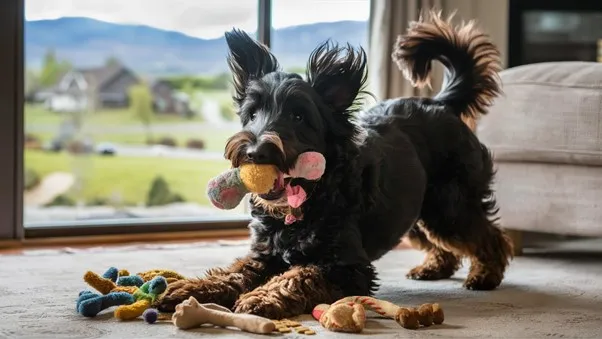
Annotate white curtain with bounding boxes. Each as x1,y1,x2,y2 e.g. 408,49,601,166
367,0,444,101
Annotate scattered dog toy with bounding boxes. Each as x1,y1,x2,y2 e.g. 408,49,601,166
312,301,366,333
76,290,134,318
77,267,186,319
77,267,140,317
83,267,138,295
207,164,278,209
312,296,444,332
114,276,167,320
116,275,144,287
136,269,186,284
272,319,316,335
172,296,276,335
143,308,159,324
207,151,326,212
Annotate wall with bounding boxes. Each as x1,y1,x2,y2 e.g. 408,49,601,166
446,0,510,68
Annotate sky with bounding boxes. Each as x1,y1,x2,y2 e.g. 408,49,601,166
25,0,371,39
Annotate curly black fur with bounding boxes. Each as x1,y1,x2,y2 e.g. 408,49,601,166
157,12,513,316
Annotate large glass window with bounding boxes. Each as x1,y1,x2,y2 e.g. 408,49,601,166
270,0,371,73
23,1,260,227
16,0,372,234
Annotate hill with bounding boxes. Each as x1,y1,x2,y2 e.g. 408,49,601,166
25,17,368,75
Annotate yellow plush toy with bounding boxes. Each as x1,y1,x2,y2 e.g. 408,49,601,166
207,152,326,210
206,163,279,210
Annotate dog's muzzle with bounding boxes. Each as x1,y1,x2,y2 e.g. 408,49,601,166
224,131,289,201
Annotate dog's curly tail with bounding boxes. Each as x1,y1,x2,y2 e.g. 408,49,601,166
391,10,502,120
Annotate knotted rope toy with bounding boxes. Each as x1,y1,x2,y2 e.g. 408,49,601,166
114,276,168,320
312,296,445,332
77,267,140,317
207,151,326,223
77,267,185,319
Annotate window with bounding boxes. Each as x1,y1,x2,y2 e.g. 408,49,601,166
270,0,371,74
0,0,372,240
23,1,260,230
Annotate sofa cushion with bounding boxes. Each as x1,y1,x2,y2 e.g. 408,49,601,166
478,61,602,166
493,162,602,236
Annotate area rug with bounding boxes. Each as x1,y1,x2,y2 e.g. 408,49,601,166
1,239,601,338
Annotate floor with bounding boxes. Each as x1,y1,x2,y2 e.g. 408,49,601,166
1,236,601,338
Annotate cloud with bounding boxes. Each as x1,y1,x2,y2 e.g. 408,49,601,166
25,0,258,38
25,0,370,39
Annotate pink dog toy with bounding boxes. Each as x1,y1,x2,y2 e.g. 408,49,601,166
207,152,326,217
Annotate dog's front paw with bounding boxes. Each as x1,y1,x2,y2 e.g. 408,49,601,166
154,278,238,312
234,290,288,319
154,279,198,312
406,264,453,280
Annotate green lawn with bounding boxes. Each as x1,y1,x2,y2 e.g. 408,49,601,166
24,104,203,126
28,128,235,153
196,89,232,105
25,89,239,152
25,150,231,206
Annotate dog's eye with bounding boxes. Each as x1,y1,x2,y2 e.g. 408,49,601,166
250,112,257,121
293,113,304,123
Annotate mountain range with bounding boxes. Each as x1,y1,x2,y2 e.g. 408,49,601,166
25,17,368,76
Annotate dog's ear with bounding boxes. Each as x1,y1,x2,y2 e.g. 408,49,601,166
225,29,280,105
306,41,367,114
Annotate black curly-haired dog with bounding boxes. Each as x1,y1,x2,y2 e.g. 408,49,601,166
156,12,513,319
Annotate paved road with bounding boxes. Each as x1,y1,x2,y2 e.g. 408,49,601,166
111,144,226,160
26,121,240,134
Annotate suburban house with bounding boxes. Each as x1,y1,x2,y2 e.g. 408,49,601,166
150,79,193,117
38,63,138,112
34,63,190,115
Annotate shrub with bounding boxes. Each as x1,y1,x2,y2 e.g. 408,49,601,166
185,138,205,150
66,140,91,154
24,133,42,150
146,175,186,206
171,193,185,203
24,168,40,190
155,137,177,147
87,196,110,206
45,194,76,207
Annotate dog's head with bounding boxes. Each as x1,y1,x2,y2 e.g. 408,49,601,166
223,29,367,206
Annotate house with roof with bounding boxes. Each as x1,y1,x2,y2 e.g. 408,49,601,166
35,63,191,115
39,63,138,112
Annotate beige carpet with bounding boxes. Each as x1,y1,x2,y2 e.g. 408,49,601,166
1,239,602,338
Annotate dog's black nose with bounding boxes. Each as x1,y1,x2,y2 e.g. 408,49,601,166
246,146,269,163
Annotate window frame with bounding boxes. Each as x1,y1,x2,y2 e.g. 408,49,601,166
0,0,24,241
1,0,276,241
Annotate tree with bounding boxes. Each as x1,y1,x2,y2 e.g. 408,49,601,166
128,83,155,143
181,80,195,97
210,73,230,90
39,48,72,87
105,56,121,67
25,69,41,97
146,176,185,206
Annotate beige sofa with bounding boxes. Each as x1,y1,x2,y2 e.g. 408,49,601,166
478,61,602,254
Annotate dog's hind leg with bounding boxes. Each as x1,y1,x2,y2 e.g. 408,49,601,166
405,222,461,280
418,179,513,290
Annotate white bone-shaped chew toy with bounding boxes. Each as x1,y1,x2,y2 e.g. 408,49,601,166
207,151,326,210
172,296,276,334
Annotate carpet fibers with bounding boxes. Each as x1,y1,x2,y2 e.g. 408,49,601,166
1,240,601,338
